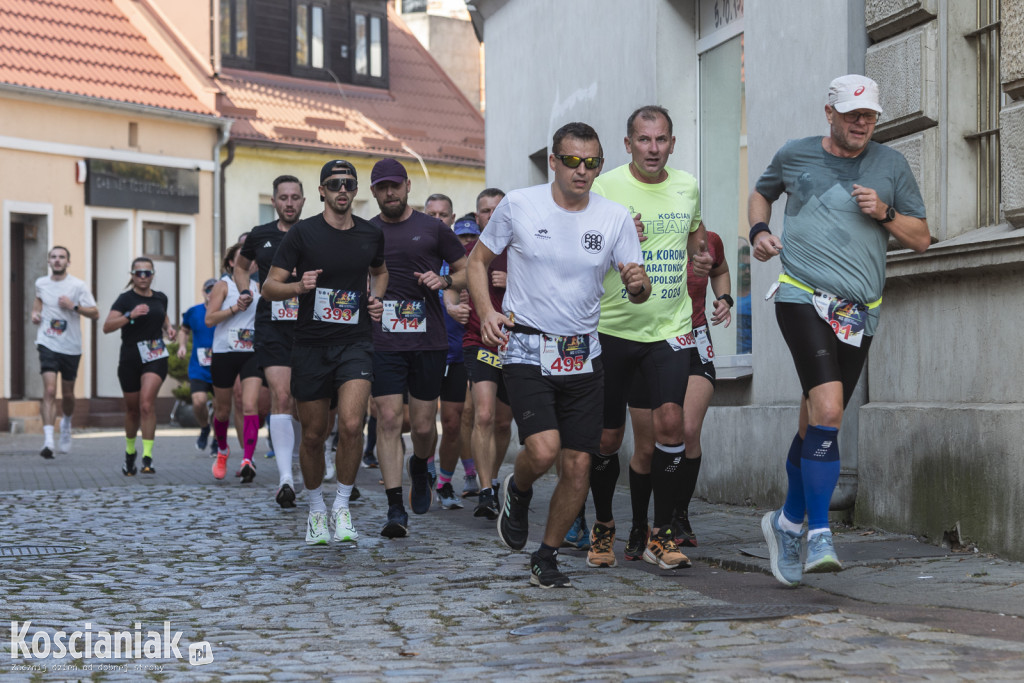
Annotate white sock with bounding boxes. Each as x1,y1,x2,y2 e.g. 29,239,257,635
43,425,55,448
269,414,294,487
333,483,354,512
291,416,301,458
778,514,805,535
807,527,830,539
60,415,72,432
307,486,326,513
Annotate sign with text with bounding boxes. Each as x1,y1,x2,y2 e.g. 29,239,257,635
85,159,199,214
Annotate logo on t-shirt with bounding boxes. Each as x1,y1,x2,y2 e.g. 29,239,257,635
581,231,604,253
533,229,551,240
263,241,272,248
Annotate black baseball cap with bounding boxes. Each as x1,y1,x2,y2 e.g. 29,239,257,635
320,159,358,184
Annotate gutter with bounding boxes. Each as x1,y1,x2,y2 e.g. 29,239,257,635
212,122,233,271
219,139,236,259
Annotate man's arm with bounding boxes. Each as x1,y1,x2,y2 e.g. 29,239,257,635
467,241,512,347
688,222,712,278
263,265,318,301
618,262,652,303
708,259,732,327
415,256,467,292
233,253,255,305
749,191,782,261
31,297,42,325
76,304,100,321
367,263,388,323
851,184,930,253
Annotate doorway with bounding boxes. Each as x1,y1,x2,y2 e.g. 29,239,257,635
9,214,49,399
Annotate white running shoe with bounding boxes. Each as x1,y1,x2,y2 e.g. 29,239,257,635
323,452,336,483
58,419,72,454
305,510,329,545
332,508,359,542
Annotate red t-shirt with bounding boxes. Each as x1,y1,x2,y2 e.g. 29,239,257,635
462,240,507,352
686,230,725,328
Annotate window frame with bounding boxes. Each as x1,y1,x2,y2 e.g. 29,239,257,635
292,0,329,76
351,2,389,88
220,0,254,68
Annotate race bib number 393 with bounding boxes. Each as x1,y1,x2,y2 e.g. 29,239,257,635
314,288,360,325
540,334,593,376
137,339,169,363
272,296,300,321
383,300,426,333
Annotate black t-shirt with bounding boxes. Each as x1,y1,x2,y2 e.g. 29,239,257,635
369,210,466,352
240,220,299,326
110,290,168,360
271,213,385,346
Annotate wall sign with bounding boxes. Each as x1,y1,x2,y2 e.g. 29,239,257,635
85,159,199,214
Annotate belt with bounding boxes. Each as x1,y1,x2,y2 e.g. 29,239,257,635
778,273,882,310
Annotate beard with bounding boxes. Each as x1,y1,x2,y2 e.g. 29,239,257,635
325,193,351,216
379,196,408,220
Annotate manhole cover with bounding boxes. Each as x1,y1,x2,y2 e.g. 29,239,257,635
0,546,83,557
626,604,836,622
509,624,569,636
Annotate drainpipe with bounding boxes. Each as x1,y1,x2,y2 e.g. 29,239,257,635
217,138,235,262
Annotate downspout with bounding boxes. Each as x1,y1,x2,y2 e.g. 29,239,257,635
213,123,233,271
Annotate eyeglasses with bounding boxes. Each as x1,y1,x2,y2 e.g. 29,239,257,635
322,177,357,192
839,111,879,124
132,270,154,278
555,154,603,170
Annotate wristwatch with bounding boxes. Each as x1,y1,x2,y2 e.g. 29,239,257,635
717,294,734,308
880,205,896,224
442,274,453,290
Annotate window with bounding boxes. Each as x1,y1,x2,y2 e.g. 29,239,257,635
220,0,251,64
353,4,387,85
295,1,326,70
964,0,1001,227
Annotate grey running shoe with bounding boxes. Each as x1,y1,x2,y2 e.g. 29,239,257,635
761,509,803,587
804,530,842,574
436,482,463,510
462,473,479,497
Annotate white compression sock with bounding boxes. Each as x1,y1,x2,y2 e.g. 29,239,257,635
269,414,294,487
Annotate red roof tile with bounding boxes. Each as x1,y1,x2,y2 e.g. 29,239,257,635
0,0,211,115
215,5,483,167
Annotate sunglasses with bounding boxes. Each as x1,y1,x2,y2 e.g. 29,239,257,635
132,270,154,278
323,177,357,192
839,111,878,124
555,154,603,170
204,286,214,294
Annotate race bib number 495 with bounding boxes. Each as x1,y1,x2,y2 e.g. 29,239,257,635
540,334,593,376
314,288,360,325
383,300,426,333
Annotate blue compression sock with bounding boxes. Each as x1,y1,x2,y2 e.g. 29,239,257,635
801,425,840,532
782,433,806,525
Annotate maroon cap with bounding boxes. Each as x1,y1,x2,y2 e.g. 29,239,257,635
370,158,408,186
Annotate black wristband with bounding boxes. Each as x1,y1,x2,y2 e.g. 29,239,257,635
442,274,453,290
717,293,734,308
239,289,251,297
749,222,771,243
627,283,645,297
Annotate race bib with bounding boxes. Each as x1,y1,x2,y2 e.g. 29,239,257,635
314,288,360,325
196,347,212,367
383,300,426,333
540,334,593,376
694,325,714,364
227,327,255,352
666,330,696,352
44,319,68,337
812,291,867,347
137,339,169,363
477,348,502,369
271,296,300,321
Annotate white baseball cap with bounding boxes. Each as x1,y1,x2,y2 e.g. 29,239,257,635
828,75,883,114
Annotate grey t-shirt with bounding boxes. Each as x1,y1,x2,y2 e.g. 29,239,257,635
755,136,926,334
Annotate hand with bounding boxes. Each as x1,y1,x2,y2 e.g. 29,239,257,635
852,184,885,220
447,301,471,325
57,295,75,310
490,270,507,289
459,289,470,305
481,310,512,348
691,240,713,278
711,298,732,327
298,269,322,293
236,291,254,309
414,271,446,291
753,232,782,262
367,295,384,322
130,304,150,319
618,261,645,296
177,343,187,359
633,213,647,243
32,311,42,325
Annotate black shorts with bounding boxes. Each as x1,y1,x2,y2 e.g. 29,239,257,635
291,341,374,404
775,302,873,407
503,358,604,454
440,362,468,403
599,333,689,429
189,377,213,395
463,346,510,405
255,321,295,369
628,347,714,409
37,345,81,381
371,349,446,401
117,354,168,394
211,352,264,389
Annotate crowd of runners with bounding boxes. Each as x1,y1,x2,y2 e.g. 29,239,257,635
33,75,929,589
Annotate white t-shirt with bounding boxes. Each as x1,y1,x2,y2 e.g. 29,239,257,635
478,184,643,364
35,274,97,355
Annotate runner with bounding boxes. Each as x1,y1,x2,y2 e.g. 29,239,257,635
31,246,98,458
470,122,651,588
176,278,218,453
263,159,387,545
101,257,174,476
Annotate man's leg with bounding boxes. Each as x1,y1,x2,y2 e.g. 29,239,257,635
40,371,58,457
678,373,715,545
625,407,655,559
265,366,297,503
191,387,211,451
58,377,75,453
437,398,465,509
407,395,440,513
470,380,501,518
297,398,330,544
330,378,370,541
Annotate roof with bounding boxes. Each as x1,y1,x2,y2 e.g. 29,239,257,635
215,5,484,167
0,0,211,115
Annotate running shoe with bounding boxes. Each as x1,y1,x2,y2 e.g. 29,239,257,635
140,456,155,474
275,482,297,508
804,531,842,574
586,523,617,568
529,551,571,588
761,509,803,587
332,508,359,542
407,456,432,515
497,473,531,551
210,440,218,456
381,504,409,539
58,423,72,454
473,488,499,520
624,524,649,561
436,482,463,510
305,510,329,545
675,510,698,548
265,449,275,459
350,486,362,503
462,473,479,497
195,426,210,452
561,511,591,550
362,451,379,468
323,453,336,483
212,451,228,480
643,527,691,570
238,459,256,483
122,452,137,476
40,446,54,460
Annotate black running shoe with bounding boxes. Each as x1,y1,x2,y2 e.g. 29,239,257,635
381,504,409,538
530,551,571,588
473,489,498,520
275,483,297,508
624,523,649,561
350,485,361,503
497,473,531,551
407,456,431,514
675,511,698,548
362,451,378,468
196,426,210,451
140,456,155,474
239,459,256,483
122,452,137,476
40,446,54,460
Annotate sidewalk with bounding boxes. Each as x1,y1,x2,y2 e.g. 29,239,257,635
2,428,1023,680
